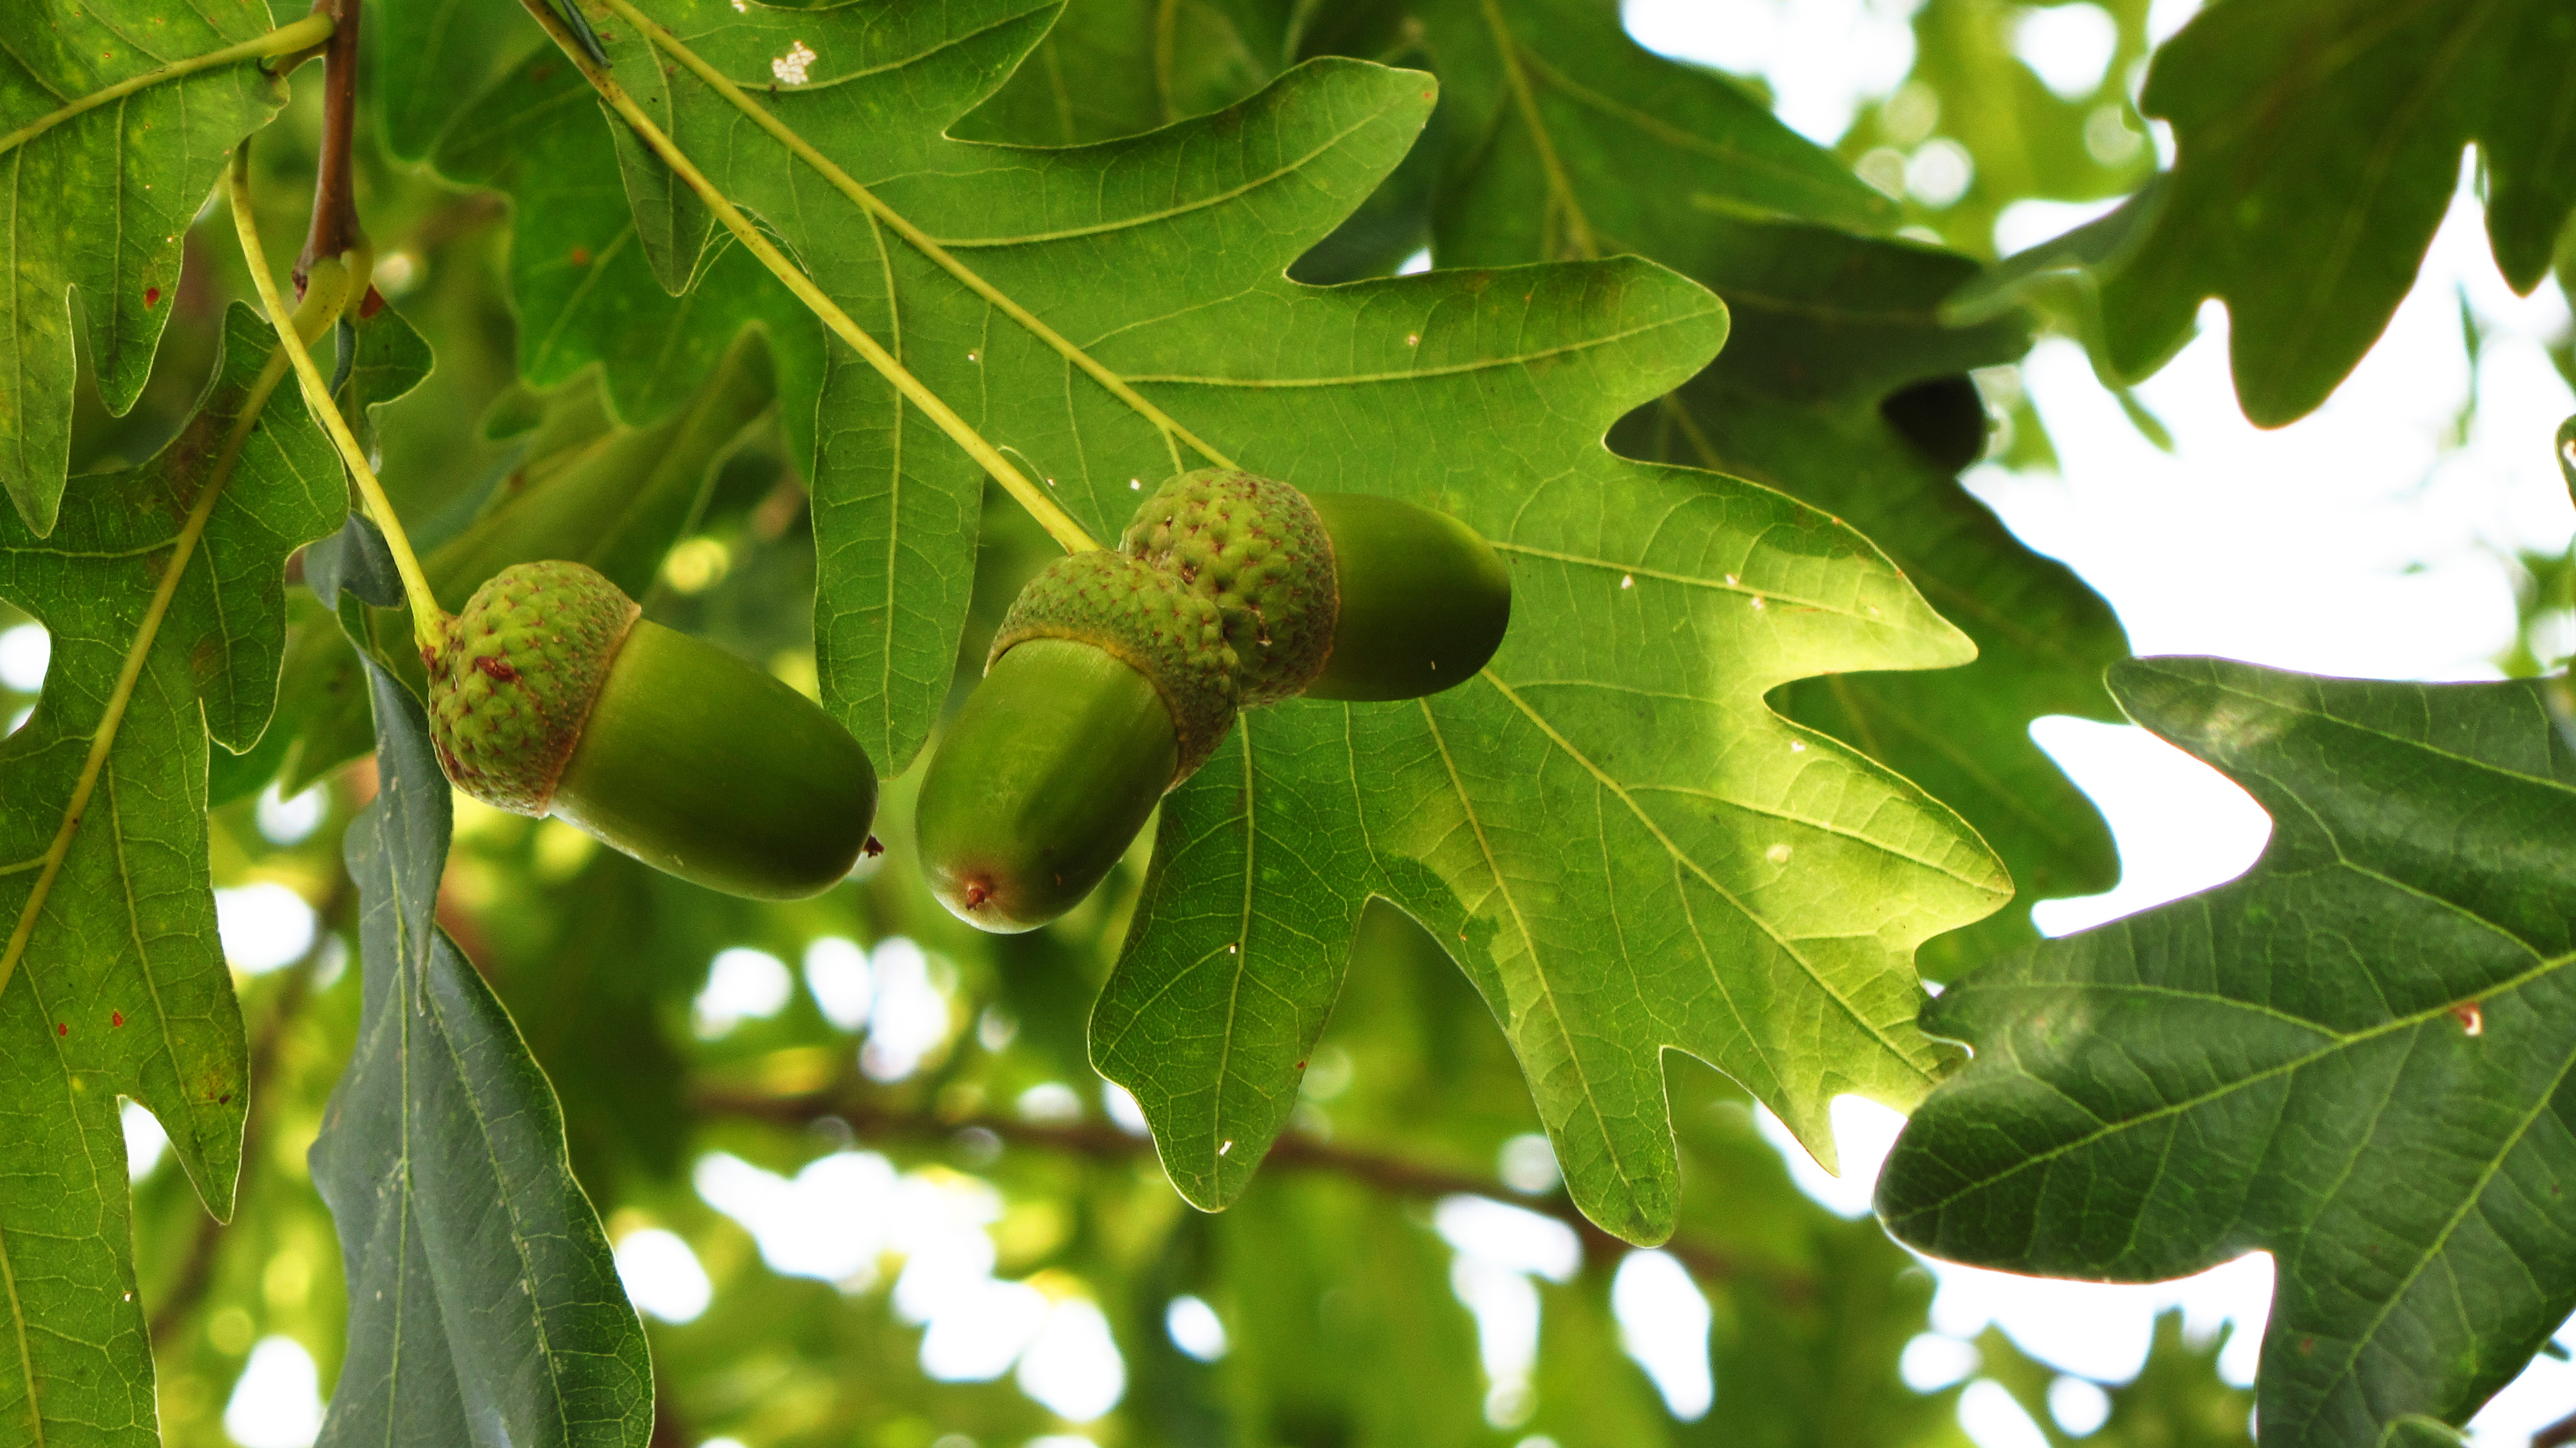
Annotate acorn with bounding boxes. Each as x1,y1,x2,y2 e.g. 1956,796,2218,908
914,470,1511,933
428,559,878,900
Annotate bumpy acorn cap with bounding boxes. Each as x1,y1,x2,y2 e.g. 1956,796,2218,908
428,559,640,815
1122,468,1337,707
990,550,1238,783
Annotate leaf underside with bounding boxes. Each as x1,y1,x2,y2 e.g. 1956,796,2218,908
310,653,650,1448
1879,657,2576,1447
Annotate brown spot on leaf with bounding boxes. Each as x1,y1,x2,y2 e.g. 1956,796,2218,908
55,1022,67,1037
111,1011,123,1027
144,285,161,308
569,245,591,266
472,654,521,684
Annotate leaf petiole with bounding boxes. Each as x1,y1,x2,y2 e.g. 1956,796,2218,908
226,148,449,654
515,0,1104,555
0,12,336,160
594,0,1241,477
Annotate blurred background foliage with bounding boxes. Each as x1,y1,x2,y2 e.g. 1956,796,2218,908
14,0,2486,1442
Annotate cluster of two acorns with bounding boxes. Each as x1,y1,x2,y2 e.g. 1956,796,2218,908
426,470,1510,928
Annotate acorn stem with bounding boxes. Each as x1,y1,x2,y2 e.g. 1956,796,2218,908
227,146,448,653
512,0,1106,558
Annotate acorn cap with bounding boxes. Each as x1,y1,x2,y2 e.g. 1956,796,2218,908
990,549,1239,783
428,559,639,815
1121,468,1338,706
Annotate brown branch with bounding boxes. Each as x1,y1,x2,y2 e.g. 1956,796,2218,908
695,1085,1800,1299
293,0,366,296
2535,1405,2576,1448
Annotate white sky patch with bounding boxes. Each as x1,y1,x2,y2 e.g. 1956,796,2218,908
772,39,817,86
1929,1253,2273,1386
696,1149,904,1288
0,622,47,692
1101,1080,1151,1136
1496,1133,1560,1195
255,781,327,846
1166,1294,1228,1361
1437,1196,1580,1425
1900,1332,1979,1391
2025,716,2273,936
920,1277,1050,1379
1990,195,2125,258
614,1228,712,1324
694,947,793,1038
1958,1378,2053,1448
1611,1251,1713,1420
122,1100,168,1181
223,1337,325,1448
802,935,873,1031
1018,1298,1127,1421
217,883,316,975
1753,1095,1908,1218
1017,1082,1084,1124
2050,1376,2112,1436
1624,0,1921,145
860,937,953,1082
2012,3,2117,99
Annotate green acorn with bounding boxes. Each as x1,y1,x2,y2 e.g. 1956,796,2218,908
428,559,878,900
915,470,1511,933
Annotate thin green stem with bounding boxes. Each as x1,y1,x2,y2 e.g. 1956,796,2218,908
518,0,1101,553
0,14,335,158
593,0,1240,477
227,148,448,651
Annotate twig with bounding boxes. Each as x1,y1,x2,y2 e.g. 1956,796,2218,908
294,0,368,296
228,148,448,651
696,1083,1792,1295
2535,1406,2576,1448
511,0,1102,555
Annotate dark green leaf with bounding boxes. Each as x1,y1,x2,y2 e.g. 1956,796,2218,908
1879,656,2576,1446
2103,0,2576,424
312,652,652,1447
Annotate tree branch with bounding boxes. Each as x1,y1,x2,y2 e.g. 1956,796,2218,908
294,0,366,296
694,1083,1801,1298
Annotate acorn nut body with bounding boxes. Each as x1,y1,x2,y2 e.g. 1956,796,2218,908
915,470,1513,935
914,638,1179,933
428,560,878,900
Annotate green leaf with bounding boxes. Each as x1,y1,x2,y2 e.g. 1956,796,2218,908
0,5,299,533
431,49,824,470
368,0,540,162
312,651,652,1447
1611,222,2130,962
1414,0,1897,264
1381,0,2129,953
0,304,345,1447
1878,656,2576,1446
2103,0,2576,425
561,0,2002,1241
